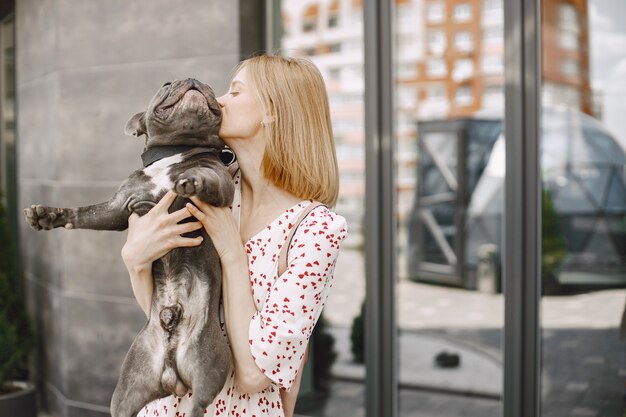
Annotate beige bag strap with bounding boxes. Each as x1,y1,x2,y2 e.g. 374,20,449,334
278,201,322,416
278,201,326,277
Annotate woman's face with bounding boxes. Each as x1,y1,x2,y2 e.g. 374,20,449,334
217,67,264,141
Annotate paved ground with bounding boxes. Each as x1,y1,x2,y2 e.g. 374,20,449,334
38,243,626,417
307,244,626,417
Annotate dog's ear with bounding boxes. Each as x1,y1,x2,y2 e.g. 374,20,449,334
124,112,147,137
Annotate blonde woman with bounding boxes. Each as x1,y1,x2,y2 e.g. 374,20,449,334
123,55,348,417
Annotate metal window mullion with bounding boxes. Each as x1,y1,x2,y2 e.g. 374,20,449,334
503,0,542,416
363,1,397,417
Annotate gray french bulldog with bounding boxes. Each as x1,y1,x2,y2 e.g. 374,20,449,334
24,78,234,417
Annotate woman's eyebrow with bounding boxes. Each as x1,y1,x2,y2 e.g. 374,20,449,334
230,80,244,89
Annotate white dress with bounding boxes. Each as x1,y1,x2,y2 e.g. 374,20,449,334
136,171,348,417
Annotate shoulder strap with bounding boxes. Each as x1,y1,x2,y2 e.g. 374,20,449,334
278,201,326,277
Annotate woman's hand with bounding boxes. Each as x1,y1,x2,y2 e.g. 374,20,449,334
121,191,205,272
185,196,244,262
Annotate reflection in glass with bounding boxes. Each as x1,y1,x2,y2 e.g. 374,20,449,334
278,1,366,415
541,0,626,415
397,0,504,415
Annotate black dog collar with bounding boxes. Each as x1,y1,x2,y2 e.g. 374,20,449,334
141,146,216,167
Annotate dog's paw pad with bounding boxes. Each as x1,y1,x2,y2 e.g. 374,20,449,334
175,176,202,197
24,205,59,230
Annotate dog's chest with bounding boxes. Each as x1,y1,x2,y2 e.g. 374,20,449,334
143,154,184,196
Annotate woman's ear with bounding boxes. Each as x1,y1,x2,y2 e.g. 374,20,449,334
124,112,147,137
262,115,276,126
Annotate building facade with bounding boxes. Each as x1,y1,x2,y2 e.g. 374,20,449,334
13,1,243,416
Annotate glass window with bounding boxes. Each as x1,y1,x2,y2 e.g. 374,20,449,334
427,58,447,77
482,85,503,110
427,2,445,23
427,84,446,99
428,30,446,54
483,26,503,44
327,67,341,80
303,18,316,33
482,0,502,12
559,3,579,33
397,62,418,79
561,58,581,77
542,82,582,111
482,54,503,74
454,85,473,105
454,31,473,52
395,1,505,414
398,87,418,108
276,2,367,414
452,58,474,82
541,0,626,415
329,42,342,53
397,4,415,31
559,31,579,50
302,4,318,33
453,4,473,22
328,14,339,28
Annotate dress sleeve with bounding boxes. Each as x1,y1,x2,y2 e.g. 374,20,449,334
248,207,348,390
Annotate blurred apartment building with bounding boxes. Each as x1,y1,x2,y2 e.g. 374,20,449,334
279,0,591,226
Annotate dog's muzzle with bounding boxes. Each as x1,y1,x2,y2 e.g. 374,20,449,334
159,304,183,331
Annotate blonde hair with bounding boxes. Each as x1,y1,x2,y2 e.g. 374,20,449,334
235,55,339,207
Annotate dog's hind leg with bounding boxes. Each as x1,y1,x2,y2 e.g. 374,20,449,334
111,329,167,417
178,323,232,417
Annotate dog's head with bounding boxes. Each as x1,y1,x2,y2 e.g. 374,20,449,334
125,78,223,149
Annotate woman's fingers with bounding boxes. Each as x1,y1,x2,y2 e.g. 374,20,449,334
154,190,178,212
188,196,209,211
185,202,206,221
173,221,204,235
174,235,204,247
128,212,140,226
170,206,194,223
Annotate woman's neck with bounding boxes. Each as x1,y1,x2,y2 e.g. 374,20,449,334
226,137,301,215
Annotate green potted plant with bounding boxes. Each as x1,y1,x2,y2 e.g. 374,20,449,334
0,196,36,417
541,189,567,295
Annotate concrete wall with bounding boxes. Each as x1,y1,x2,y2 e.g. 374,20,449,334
16,1,240,416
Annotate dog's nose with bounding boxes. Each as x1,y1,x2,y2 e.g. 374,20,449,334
159,304,183,331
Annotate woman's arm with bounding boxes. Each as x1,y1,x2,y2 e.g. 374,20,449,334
221,250,274,393
121,191,205,317
126,264,154,317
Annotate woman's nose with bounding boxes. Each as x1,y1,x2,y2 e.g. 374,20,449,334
216,94,226,107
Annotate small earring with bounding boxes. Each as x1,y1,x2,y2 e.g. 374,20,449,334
261,121,266,127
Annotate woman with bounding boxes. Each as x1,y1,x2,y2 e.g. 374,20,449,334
123,55,348,417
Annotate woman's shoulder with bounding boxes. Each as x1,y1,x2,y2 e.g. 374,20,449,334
297,202,349,238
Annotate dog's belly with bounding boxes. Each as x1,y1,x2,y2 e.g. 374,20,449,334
156,317,205,391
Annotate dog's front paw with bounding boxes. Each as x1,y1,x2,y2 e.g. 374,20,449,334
23,205,66,231
175,170,218,198
175,176,204,197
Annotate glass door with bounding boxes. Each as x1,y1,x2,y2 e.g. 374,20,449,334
272,1,367,415
540,0,626,415
395,0,504,415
